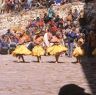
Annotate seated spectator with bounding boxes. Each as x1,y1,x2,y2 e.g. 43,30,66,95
0,35,9,54
6,0,15,13
54,15,60,23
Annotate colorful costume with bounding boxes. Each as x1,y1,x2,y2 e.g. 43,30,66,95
92,48,96,56
47,44,67,55
32,45,45,56
73,46,84,57
12,45,31,56
32,34,45,57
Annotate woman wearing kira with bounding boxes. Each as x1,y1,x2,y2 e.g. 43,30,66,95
73,35,85,63
32,31,45,63
47,32,67,63
12,32,31,62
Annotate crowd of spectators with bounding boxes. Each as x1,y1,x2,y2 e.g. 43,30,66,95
0,0,85,13
0,6,96,57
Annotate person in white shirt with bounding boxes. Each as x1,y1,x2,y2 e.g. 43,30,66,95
44,32,50,47
43,30,52,55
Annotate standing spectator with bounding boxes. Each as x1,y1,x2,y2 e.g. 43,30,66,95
72,9,79,21
66,27,78,57
48,5,55,20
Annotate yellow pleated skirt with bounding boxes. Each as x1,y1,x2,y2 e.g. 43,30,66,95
32,45,45,56
73,46,84,57
12,45,31,56
92,48,96,56
47,45,67,55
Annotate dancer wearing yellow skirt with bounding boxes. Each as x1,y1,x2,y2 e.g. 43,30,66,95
47,32,67,63
73,38,84,63
32,31,45,62
12,33,31,62
92,48,96,56
12,44,31,62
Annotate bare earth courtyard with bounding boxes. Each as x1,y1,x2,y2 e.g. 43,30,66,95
0,55,96,95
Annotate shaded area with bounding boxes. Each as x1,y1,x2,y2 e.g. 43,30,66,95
79,0,96,95
81,61,96,95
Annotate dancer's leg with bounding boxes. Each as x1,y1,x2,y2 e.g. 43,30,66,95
20,55,25,62
55,54,60,63
37,56,41,63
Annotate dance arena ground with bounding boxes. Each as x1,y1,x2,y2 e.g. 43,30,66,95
0,55,96,95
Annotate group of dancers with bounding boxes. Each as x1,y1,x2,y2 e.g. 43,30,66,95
11,29,93,64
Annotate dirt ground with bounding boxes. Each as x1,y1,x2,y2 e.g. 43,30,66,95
0,55,94,95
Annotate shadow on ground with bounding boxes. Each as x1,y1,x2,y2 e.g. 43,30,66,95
80,58,96,95
79,0,96,94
